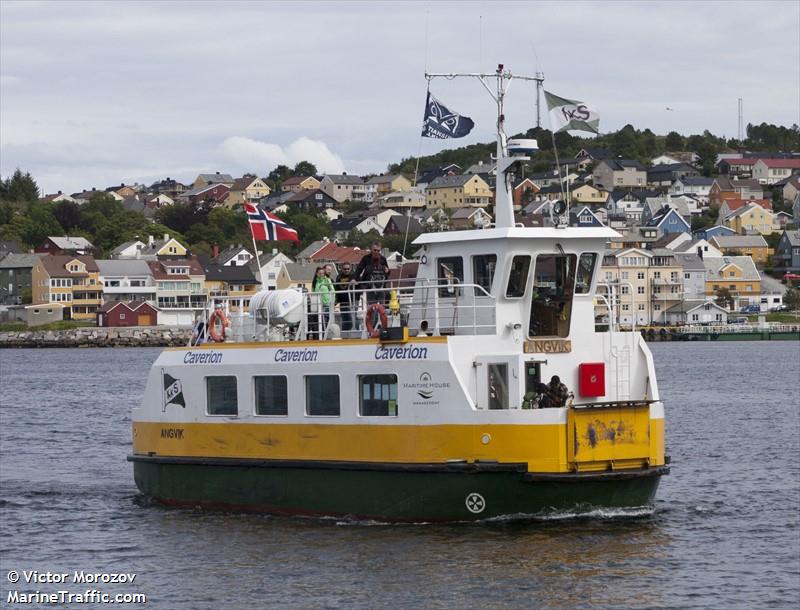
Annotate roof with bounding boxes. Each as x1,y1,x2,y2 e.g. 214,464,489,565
365,174,405,185
463,161,496,175
600,159,647,171
98,300,158,313
709,235,768,248
651,232,688,249
721,198,773,213
323,174,364,185
110,240,145,256
451,207,489,219
0,253,40,269
213,245,251,265
40,255,99,277
95,259,152,277
703,256,760,281
665,299,728,314
781,230,800,247
726,202,775,220
756,158,800,169
281,262,318,282
202,263,258,283
330,217,367,232
231,176,259,191
672,252,705,272
147,257,203,280
46,236,95,250
181,183,230,198
720,157,759,166
282,175,317,186
427,174,481,189
644,197,691,218
308,242,368,265
677,176,714,187
576,148,612,160
296,239,330,260
286,188,334,203
386,215,424,234
196,173,234,184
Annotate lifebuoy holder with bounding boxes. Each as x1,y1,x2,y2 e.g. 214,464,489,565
208,309,228,342
365,303,388,338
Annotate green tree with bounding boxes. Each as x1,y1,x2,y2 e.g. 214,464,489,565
53,200,81,231
1,169,39,202
784,287,800,311
714,287,734,310
293,161,317,177
665,131,684,150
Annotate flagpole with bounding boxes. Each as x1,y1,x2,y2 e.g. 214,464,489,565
249,199,264,289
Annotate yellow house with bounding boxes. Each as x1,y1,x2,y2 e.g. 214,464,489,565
32,255,103,321
281,176,321,193
140,234,188,258
425,174,493,209
366,174,413,201
571,184,609,204
225,176,272,208
708,235,771,265
203,264,260,312
703,256,761,301
723,202,775,235
276,262,316,292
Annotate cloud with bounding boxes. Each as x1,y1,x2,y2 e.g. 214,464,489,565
221,136,346,175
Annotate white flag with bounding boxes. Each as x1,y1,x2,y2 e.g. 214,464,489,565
545,90,600,135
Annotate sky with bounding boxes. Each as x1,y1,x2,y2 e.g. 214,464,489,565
1,0,798,195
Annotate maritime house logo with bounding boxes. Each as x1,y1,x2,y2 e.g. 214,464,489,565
162,372,185,411
403,371,450,405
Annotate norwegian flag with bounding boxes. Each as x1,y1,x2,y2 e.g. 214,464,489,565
244,202,300,244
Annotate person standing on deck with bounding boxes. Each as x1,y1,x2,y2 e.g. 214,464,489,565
335,262,356,331
353,242,390,307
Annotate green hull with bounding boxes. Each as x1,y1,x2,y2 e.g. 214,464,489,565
130,457,666,522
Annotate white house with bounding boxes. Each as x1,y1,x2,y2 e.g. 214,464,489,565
664,300,729,325
254,250,294,290
670,177,714,202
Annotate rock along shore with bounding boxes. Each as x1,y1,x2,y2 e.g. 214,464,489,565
0,327,192,348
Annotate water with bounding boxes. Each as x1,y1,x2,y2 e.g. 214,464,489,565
1,343,798,609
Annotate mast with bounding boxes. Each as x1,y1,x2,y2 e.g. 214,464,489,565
426,64,544,229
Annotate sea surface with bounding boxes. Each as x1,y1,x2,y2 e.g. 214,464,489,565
1,342,798,609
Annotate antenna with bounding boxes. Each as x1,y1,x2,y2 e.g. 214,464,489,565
738,97,744,143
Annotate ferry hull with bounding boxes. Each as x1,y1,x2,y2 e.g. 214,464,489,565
130,457,667,522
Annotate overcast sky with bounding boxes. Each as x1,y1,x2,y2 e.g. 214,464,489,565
1,0,798,195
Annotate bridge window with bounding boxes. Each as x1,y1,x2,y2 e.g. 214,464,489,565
437,257,463,297
306,375,340,416
506,255,531,298
206,376,238,416
575,253,597,294
254,375,288,416
529,254,576,338
359,374,398,416
472,254,497,295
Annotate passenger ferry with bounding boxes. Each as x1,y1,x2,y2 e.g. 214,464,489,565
129,66,668,521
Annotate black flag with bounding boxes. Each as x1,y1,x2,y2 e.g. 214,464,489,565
163,372,185,409
421,92,474,139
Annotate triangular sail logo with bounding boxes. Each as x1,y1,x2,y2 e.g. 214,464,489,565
163,372,185,411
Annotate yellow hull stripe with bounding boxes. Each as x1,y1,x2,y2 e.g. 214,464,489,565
133,419,665,473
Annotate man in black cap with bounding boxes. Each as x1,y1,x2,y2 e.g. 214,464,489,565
547,375,570,408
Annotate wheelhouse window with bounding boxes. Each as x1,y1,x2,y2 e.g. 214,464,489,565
488,363,509,410
206,376,238,416
575,253,597,294
254,375,288,416
529,254,577,337
306,375,340,416
437,257,463,297
506,255,531,298
359,374,398,416
472,254,497,295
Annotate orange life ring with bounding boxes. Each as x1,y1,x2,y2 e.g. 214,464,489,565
365,303,388,338
208,309,228,342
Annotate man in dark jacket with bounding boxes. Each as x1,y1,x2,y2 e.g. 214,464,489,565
335,262,355,330
547,375,570,408
353,242,389,306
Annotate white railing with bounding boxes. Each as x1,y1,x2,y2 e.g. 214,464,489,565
679,323,800,334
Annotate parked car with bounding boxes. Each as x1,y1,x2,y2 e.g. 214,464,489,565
740,305,760,313
731,317,748,324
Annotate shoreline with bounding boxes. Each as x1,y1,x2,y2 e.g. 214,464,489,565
0,327,192,348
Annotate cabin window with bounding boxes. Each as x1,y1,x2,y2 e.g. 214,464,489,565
472,254,497,295
359,374,398,416
506,255,531,298
437,257,463,297
206,376,238,416
306,375,340,416
488,363,509,410
529,254,576,338
575,253,597,294
254,375,288,416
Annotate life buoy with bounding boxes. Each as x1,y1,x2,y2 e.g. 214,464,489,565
208,310,228,342
365,303,388,338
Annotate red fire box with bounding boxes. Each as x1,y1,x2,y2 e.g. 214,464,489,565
578,362,605,397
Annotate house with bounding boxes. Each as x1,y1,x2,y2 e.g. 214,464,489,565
709,234,770,264
202,263,260,312
213,244,253,267
574,148,612,170
510,178,541,209
415,164,462,192
251,249,294,289
450,207,493,230
670,176,714,202
97,300,158,327
723,202,776,235
148,257,206,326
322,208,343,222
703,255,761,309
672,252,707,300
295,239,331,263
225,176,271,208
148,194,174,208
0,240,23,258
527,169,563,189
319,174,367,203
415,208,450,232
570,183,608,205
276,262,317,291
592,159,647,189
365,174,413,203
330,216,383,240
106,183,137,199
641,196,692,226
96,259,156,303
425,174,493,209
35,236,96,256
383,215,424,237
772,229,800,274
717,157,759,178
25,302,66,326
717,198,773,221
285,189,337,211
751,158,800,185
708,177,763,208
651,232,692,251
377,190,427,211
774,211,793,230
138,234,188,259
0,253,39,305
463,160,497,176
31,254,103,320
306,242,368,267
672,238,723,259
646,162,699,187
693,225,737,242
281,175,321,193
179,183,231,206
192,172,234,188
607,226,661,249
41,191,78,204
781,175,800,203
664,300,729,325
569,206,604,227
646,207,691,236
651,152,700,166
150,177,187,199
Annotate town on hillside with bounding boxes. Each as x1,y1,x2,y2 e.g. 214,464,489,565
1,141,799,330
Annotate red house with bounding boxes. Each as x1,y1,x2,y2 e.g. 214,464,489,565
97,301,158,327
